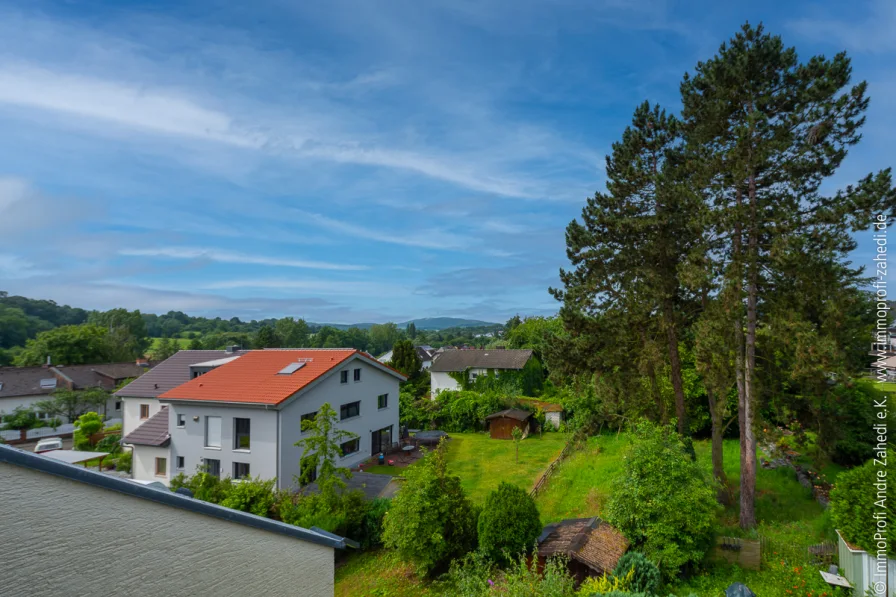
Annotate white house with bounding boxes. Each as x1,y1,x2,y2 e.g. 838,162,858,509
0,444,346,597
430,348,535,394
125,348,405,489
378,345,435,370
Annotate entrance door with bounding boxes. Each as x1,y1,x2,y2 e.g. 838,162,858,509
371,425,393,455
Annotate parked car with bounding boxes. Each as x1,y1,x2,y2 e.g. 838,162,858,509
34,437,63,453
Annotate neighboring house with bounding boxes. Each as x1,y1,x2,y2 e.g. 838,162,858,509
378,345,435,371
537,517,629,587
0,361,152,424
485,408,534,440
116,348,248,482
0,444,346,597
517,398,565,430
429,348,534,394
128,348,406,488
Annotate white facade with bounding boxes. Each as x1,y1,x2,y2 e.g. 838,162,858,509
431,367,493,395
146,355,401,490
132,444,171,485
1,456,337,597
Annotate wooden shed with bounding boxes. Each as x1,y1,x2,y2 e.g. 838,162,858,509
484,408,533,440
536,517,629,587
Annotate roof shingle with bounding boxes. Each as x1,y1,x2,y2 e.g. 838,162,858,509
159,349,406,406
114,351,242,398
122,406,171,447
538,517,628,575
430,349,534,372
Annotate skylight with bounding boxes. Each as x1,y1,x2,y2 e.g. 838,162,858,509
39,378,57,389
277,362,307,375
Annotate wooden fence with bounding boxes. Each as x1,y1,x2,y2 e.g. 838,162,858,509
529,425,592,499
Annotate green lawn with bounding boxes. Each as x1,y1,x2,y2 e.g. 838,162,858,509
365,431,567,502
876,381,896,393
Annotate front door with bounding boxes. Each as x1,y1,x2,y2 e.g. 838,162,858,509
371,425,393,456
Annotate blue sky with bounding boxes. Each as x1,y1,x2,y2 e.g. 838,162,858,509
0,0,892,324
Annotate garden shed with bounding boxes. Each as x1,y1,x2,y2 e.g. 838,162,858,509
484,408,533,440
536,517,629,587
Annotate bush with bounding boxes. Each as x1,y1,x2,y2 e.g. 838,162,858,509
434,390,508,432
104,422,123,432
606,421,720,578
613,552,661,594
358,498,390,549
96,434,122,454
170,471,234,504
478,482,542,563
116,449,132,472
73,411,103,450
219,477,277,517
2,406,39,430
830,458,896,556
383,442,479,575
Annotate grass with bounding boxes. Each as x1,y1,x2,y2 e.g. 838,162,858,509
875,381,896,393
334,550,441,597
365,431,567,503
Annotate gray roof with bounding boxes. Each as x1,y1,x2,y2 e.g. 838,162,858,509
416,346,434,362
302,471,397,501
123,406,171,447
0,444,346,549
41,450,111,465
430,349,534,372
114,351,242,398
53,362,151,389
485,408,533,422
0,362,152,399
0,367,60,398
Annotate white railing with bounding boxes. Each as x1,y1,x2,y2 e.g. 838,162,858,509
0,429,20,442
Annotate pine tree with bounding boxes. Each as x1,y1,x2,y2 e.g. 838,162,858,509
680,22,894,527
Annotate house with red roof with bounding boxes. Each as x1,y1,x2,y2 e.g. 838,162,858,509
121,348,406,488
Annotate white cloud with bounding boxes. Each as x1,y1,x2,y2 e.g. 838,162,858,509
119,246,368,271
200,277,410,298
294,210,472,250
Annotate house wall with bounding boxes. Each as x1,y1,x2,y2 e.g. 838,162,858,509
132,444,172,485
0,395,59,423
279,357,400,490
121,396,164,437
0,462,335,597
546,411,562,430
431,371,460,394
838,531,896,597
166,404,279,482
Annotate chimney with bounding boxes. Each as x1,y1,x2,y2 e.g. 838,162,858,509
42,355,51,369
136,358,149,367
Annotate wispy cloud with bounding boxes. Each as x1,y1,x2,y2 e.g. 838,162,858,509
789,0,896,53
293,210,472,250
200,277,410,298
119,247,367,271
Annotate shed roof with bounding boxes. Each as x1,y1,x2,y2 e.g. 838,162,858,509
122,406,171,447
430,349,533,372
159,349,406,406
114,351,241,398
485,408,533,422
538,517,628,576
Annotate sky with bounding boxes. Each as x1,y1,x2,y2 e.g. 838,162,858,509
0,0,893,324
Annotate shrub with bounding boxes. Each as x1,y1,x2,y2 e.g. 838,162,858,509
606,421,720,578
830,458,896,556
95,434,122,454
73,411,104,450
478,482,542,563
383,442,479,575
358,497,390,549
116,449,132,473
104,423,123,432
500,553,576,597
434,390,508,432
170,471,234,504
219,477,277,517
2,406,39,430
613,552,661,594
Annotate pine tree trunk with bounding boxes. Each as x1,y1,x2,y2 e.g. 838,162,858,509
707,387,730,504
732,186,752,528
663,301,688,435
740,172,759,529
640,329,668,424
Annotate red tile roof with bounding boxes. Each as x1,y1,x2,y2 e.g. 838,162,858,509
158,349,405,406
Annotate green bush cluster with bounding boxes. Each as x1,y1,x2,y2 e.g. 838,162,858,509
606,421,720,578
477,482,542,564
613,553,661,594
830,457,896,556
169,471,389,548
73,411,104,450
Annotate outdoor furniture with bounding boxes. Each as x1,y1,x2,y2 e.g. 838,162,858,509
401,444,415,463
414,430,449,446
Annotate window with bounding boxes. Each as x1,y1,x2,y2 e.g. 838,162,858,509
39,378,57,390
205,416,222,448
176,414,185,428
340,370,349,384
176,456,185,470
340,401,360,420
233,462,250,479
301,411,317,432
377,393,389,409
353,368,362,382
234,418,251,450
114,401,121,412
155,457,167,476
205,459,221,478
341,438,360,457
139,404,149,420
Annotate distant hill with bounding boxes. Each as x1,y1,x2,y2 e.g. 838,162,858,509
316,317,499,331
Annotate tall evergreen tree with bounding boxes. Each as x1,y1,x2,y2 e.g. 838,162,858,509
680,23,894,527
552,101,699,435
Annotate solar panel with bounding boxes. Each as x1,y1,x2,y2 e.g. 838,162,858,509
277,362,307,375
